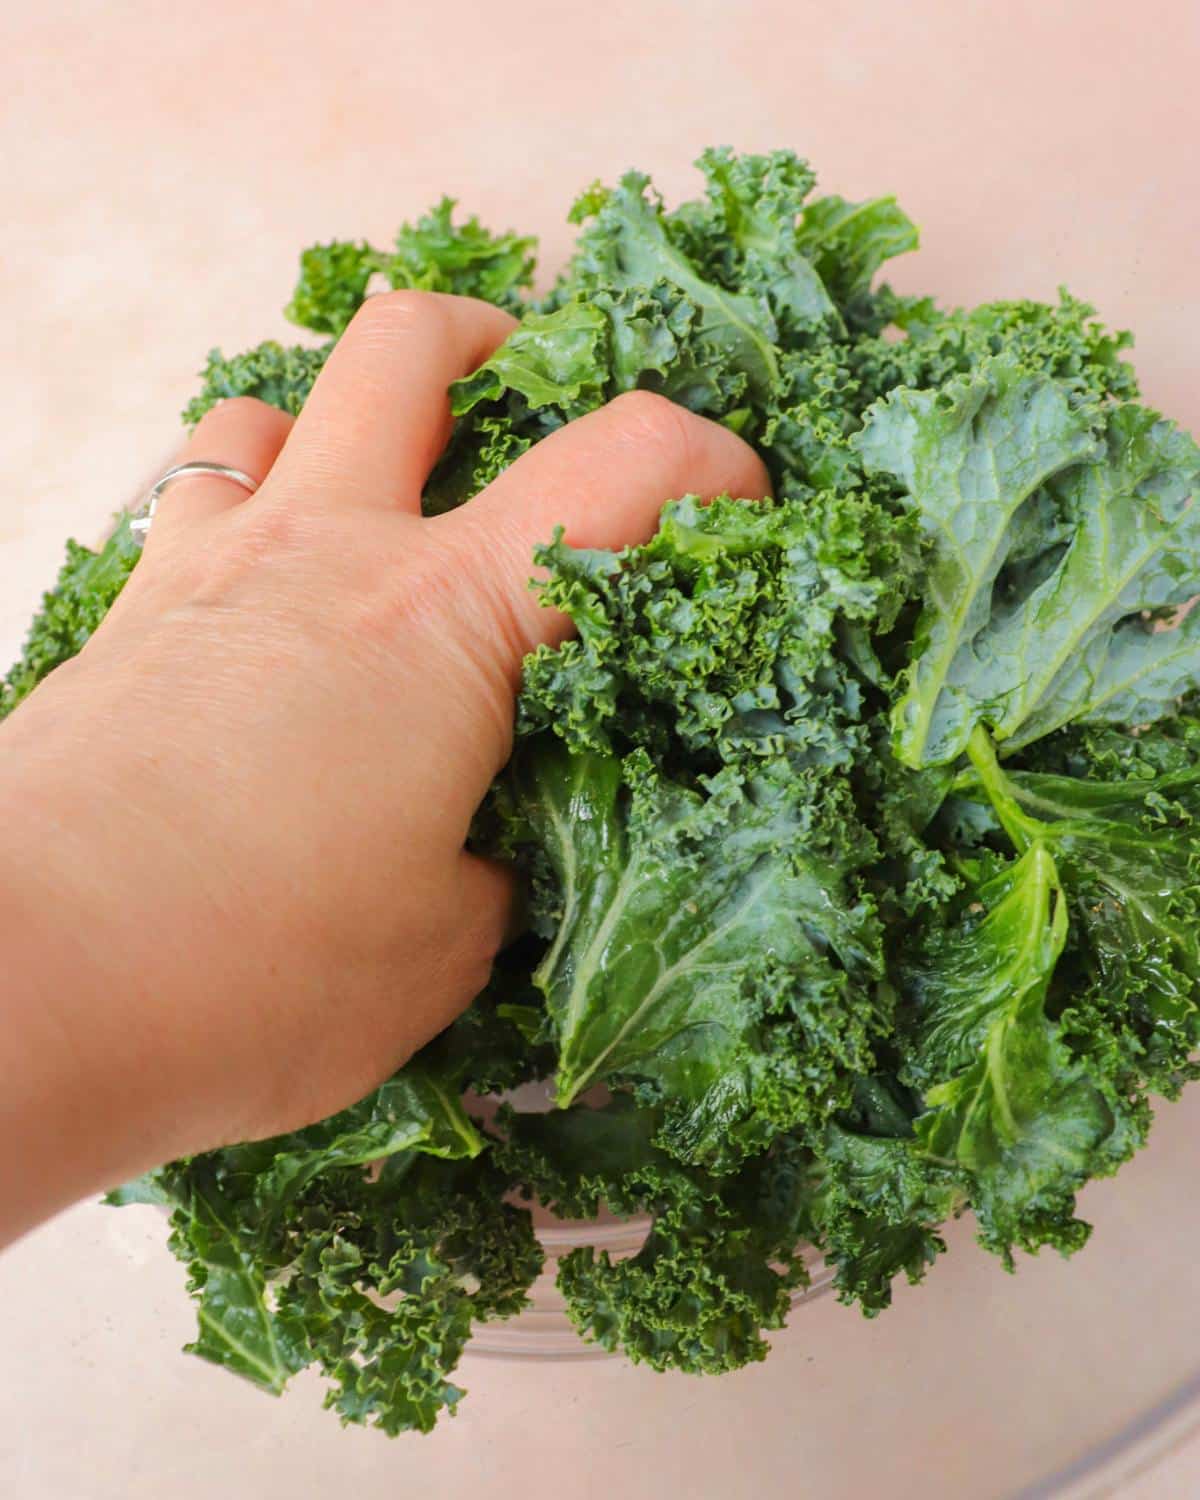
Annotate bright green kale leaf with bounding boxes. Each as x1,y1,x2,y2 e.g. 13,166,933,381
795,192,918,323
760,344,867,496
182,340,333,426
450,300,608,418
382,196,536,310
567,168,783,402
213,1065,484,1220
285,240,378,336
1,515,141,719
855,356,1103,766
902,841,1067,1090
851,291,1139,411
670,146,840,340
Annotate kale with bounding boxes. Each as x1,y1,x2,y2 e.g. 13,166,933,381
8,146,1198,1436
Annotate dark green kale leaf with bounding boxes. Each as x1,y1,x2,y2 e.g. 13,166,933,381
11,143,1189,1433
557,1208,794,1373
272,1155,540,1435
901,812,1150,1262
496,1099,802,1372
962,728,1200,1100
986,407,1200,750
799,1113,962,1314
866,394,1200,766
517,492,916,769
115,1065,539,1436
855,356,1107,766
500,740,884,1168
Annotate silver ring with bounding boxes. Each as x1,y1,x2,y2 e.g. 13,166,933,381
130,461,260,537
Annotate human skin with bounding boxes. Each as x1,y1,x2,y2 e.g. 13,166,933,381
0,289,770,1247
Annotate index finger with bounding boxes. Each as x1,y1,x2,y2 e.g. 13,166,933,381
268,290,516,514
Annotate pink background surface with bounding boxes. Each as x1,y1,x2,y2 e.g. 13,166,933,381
2,3,1199,1495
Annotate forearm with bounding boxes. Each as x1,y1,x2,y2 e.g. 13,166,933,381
0,695,218,1244
2,784,149,1241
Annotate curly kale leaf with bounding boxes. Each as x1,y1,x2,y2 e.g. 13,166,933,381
182,341,332,426
667,146,839,341
450,299,609,419
795,192,918,328
493,1094,705,1220
799,1111,962,1314
285,240,379,336
383,196,536,310
557,1211,793,1373
31,144,1196,1433
855,356,1105,765
1,515,141,718
500,740,884,1167
284,202,535,338
122,1071,539,1436
273,1157,540,1435
852,290,1139,410
497,1099,800,1372
965,734,1200,1099
987,406,1200,749
211,1065,485,1222
517,492,917,768
901,832,1147,1262
567,168,784,402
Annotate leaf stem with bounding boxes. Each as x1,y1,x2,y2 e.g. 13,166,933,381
965,725,1035,852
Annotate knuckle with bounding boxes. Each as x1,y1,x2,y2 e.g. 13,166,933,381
192,396,295,453
183,495,312,600
237,492,305,553
194,394,286,439
351,286,446,339
606,389,693,463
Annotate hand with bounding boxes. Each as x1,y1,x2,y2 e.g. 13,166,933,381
0,289,770,1240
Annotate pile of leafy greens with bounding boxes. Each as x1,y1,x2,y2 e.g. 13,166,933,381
6,150,1200,1436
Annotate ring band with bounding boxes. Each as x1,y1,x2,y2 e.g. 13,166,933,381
130,461,260,537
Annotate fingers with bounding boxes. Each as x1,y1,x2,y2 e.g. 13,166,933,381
443,390,772,658
143,398,293,550
268,290,517,514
